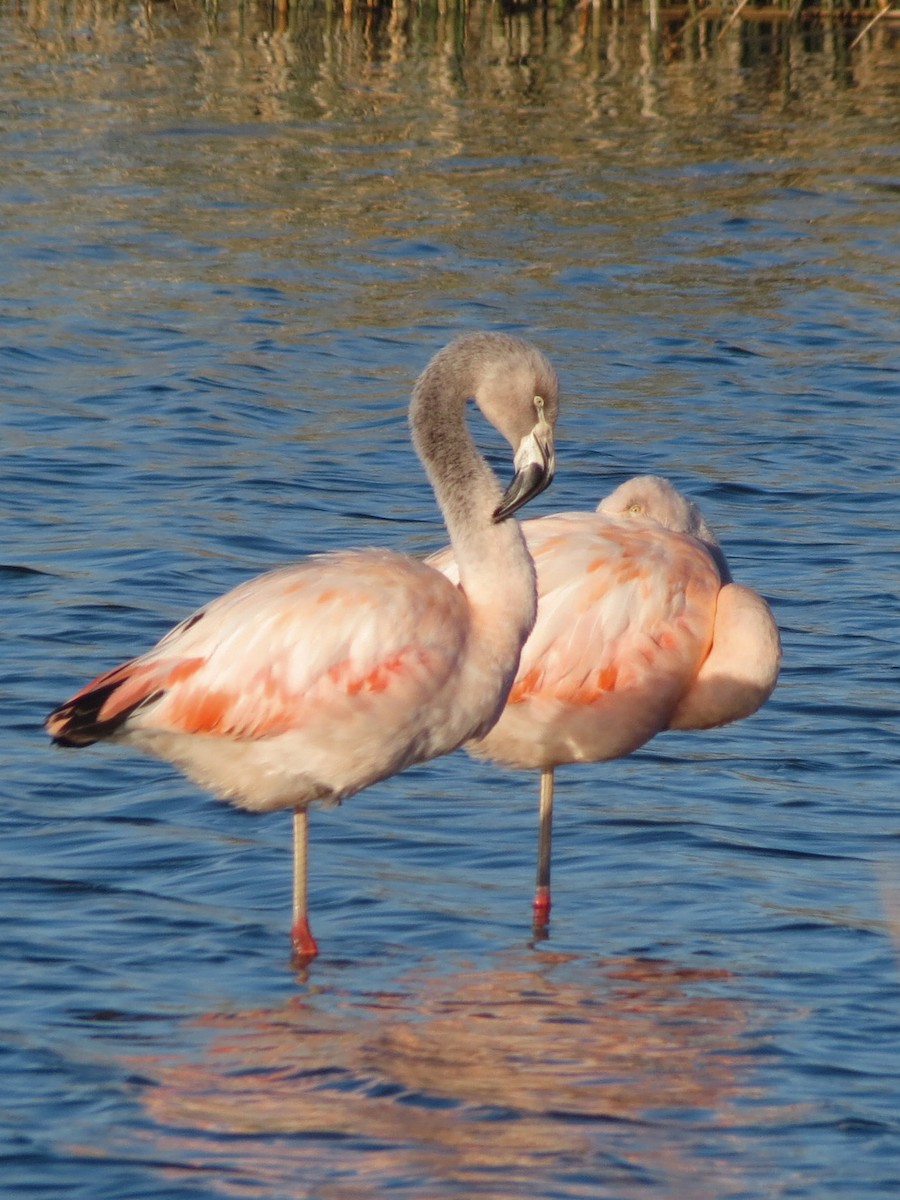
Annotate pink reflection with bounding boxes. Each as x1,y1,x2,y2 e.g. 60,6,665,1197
113,954,790,1197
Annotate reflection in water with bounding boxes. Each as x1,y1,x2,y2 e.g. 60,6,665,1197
127,956,778,1197
3,0,896,129
4,0,896,472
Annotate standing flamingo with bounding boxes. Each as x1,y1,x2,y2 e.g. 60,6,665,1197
45,332,559,961
429,474,781,931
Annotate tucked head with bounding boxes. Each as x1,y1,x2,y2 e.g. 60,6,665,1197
598,475,713,540
598,475,731,580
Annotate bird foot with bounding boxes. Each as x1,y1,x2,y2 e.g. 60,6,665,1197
290,915,319,965
532,887,551,937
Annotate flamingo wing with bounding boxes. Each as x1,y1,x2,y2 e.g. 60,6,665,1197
47,549,472,779
516,514,718,700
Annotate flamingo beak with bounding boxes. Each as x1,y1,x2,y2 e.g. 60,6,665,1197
493,416,555,522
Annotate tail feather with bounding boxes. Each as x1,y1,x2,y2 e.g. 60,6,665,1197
45,658,167,747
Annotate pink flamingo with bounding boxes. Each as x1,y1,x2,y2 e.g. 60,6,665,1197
429,474,781,931
45,332,559,961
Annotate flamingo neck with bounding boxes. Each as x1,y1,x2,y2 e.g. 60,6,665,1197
409,358,539,710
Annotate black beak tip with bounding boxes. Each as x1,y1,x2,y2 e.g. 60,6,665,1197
492,462,553,523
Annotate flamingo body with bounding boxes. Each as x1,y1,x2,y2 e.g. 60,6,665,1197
52,550,519,813
596,475,781,734
430,474,780,931
432,516,721,769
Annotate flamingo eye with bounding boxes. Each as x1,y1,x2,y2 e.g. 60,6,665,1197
627,503,643,515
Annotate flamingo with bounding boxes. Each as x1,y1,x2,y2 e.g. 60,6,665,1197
45,332,559,961
429,474,781,931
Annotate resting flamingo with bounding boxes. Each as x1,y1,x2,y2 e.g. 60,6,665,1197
429,474,781,931
45,332,559,961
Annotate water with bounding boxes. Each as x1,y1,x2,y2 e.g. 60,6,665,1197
2,1,899,1195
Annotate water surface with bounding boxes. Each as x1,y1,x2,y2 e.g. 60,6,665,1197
1,2,899,1196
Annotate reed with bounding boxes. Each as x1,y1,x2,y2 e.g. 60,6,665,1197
225,0,897,51
4,0,894,72
291,0,896,22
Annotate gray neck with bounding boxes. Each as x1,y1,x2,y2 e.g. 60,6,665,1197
409,355,534,615
410,359,503,556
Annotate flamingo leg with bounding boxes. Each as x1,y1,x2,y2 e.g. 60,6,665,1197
291,808,319,962
532,766,554,934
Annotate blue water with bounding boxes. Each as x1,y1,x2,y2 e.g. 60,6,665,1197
2,2,899,1196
